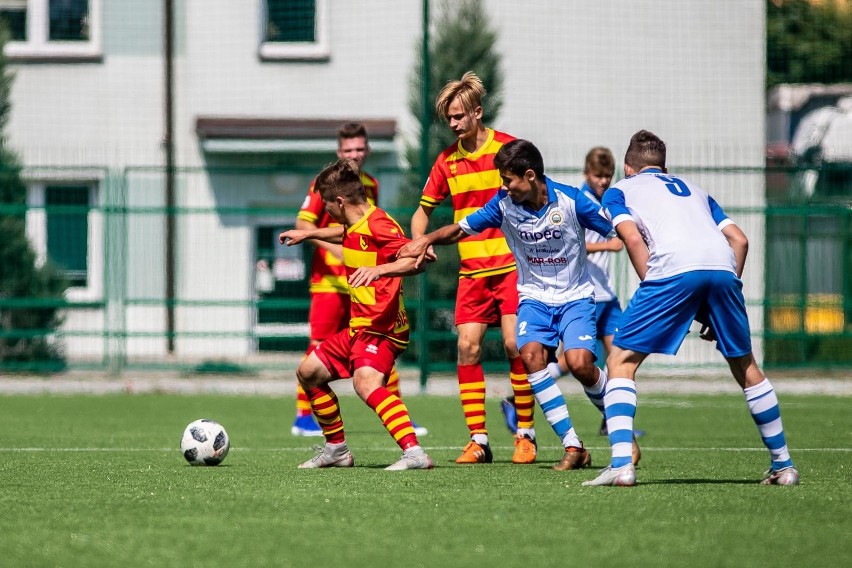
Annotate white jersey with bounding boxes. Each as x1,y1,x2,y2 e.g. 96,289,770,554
459,177,613,306
602,169,736,281
581,184,619,303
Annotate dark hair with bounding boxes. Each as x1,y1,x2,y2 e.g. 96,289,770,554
337,122,368,141
584,146,615,176
493,139,545,179
624,130,666,171
315,159,366,203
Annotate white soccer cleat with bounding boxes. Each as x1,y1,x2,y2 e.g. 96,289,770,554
582,463,636,487
761,466,799,486
384,447,434,471
298,443,354,469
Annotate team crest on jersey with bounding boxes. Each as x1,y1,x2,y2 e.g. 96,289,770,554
549,210,564,225
360,235,368,250
449,163,457,175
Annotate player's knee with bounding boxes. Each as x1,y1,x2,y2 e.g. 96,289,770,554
565,352,597,381
296,361,323,389
457,338,482,364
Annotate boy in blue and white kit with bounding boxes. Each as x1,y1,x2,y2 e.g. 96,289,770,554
400,139,613,471
584,130,798,487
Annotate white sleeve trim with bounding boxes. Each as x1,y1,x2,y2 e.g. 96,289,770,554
717,218,735,231
611,213,633,228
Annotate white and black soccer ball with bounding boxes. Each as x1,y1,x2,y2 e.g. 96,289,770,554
180,419,230,466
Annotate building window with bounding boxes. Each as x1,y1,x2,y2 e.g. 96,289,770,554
260,0,329,61
26,181,102,299
45,185,89,286
2,0,101,61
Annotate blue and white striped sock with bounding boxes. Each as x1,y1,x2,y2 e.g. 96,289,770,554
744,378,793,470
583,366,608,417
604,378,636,468
527,368,580,447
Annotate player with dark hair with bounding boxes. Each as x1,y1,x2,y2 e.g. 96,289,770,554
410,72,537,465
401,139,614,471
280,160,433,471
584,130,798,486
292,122,426,438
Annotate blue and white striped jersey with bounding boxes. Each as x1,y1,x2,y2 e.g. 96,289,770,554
581,183,619,303
602,169,736,281
459,177,613,306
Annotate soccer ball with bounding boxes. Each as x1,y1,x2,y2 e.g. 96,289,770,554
180,419,230,466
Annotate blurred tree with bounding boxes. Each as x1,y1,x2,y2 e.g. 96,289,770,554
767,0,852,88
399,0,506,368
402,0,504,207
0,26,68,369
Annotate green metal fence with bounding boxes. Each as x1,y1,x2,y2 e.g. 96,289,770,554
1,164,850,378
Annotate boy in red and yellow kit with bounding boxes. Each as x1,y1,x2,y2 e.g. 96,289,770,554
411,72,536,464
280,159,433,471
292,122,426,438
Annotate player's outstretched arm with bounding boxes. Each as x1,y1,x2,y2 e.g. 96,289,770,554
348,256,430,287
295,218,343,260
279,225,345,246
398,223,467,268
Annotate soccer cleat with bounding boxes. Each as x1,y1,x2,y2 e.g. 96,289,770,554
760,466,799,486
499,396,518,434
512,434,537,464
599,417,608,436
455,441,493,464
553,444,592,471
632,433,642,466
291,414,324,437
384,447,434,471
411,421,429,437
582,463,637,486
298,443,354,469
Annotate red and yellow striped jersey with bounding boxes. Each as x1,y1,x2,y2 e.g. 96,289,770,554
420,128,516,278
297,171,378,294
343,205,410,346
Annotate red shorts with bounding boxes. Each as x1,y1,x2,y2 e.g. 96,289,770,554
309,292,350,341
314,328,405,380
455,271,519,326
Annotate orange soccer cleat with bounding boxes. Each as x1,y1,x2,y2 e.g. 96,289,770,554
455,441,493,464
512,434,537,464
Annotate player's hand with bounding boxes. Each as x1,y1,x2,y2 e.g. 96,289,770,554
348,266,383,288
699,323,716,342
279,229,307,245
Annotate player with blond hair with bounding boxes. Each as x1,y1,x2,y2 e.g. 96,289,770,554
411,72,537,464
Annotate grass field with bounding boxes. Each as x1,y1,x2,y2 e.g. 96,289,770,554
0,390,850,567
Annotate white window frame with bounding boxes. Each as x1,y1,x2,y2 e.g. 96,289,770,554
3,0,102,61
259,0,329,61
26,180,103,302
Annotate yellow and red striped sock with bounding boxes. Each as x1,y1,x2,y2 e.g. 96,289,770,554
365,387,417,450
510,355,535,430
305,384,345,444
385,366,401,397
458,363,487,436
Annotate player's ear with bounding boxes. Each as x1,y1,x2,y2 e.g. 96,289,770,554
473,105,483,120
525,169,536,182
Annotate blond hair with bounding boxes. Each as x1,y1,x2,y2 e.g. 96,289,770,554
435,71,486,120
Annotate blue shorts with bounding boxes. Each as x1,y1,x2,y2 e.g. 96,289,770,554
614,270,752,357
516,297,597,357
595,298,623,338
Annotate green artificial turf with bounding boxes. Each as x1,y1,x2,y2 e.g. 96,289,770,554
0,392,849,567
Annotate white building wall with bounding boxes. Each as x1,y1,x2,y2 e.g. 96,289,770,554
6,1,766,367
